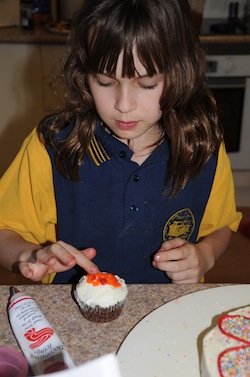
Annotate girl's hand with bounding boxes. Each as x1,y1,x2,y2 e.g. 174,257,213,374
18,240,99,282
153,238,207,283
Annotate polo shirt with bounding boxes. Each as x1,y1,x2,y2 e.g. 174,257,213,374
0,121,242,283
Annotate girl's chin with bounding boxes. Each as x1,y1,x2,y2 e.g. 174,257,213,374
106,126,137,140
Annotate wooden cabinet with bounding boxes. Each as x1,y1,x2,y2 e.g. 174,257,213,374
40,45,66,112
0,44,43,176
0,43,65,176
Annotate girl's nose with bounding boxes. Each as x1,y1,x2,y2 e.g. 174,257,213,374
114,85,136,113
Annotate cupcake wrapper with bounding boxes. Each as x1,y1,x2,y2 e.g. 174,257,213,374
79,302,124,322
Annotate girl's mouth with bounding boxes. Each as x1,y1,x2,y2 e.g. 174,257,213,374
115,120,139,131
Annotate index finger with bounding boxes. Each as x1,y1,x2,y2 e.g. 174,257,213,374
58,240,99,274
159,237,187,252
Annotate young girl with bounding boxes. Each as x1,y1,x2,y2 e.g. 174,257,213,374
0,0,241,284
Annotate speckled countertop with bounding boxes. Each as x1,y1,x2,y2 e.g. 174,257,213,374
0,283,225,367
0,26,250,54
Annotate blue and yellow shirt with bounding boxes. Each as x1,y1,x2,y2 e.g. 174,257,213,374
0,121,242,283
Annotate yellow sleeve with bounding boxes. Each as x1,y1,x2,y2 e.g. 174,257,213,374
198,143,242,238
0,128,57,245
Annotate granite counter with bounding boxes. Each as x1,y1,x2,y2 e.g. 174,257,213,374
0,283,224,366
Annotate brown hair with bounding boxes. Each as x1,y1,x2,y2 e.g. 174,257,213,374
38,0,222,196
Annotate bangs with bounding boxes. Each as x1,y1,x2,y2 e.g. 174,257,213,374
86,8,165,77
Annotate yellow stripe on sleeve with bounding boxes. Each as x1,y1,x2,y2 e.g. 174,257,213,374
198,143,242,239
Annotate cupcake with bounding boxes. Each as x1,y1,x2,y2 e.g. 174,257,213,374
74,272,128,322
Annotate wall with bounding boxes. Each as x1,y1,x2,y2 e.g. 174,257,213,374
188,0,206,13
203,0,245,18
0,0,19,27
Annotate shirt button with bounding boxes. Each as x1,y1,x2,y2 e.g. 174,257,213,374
133,174,140,182
119,150,127,159
130,205,139,212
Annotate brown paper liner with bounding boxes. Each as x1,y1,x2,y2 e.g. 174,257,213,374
79,302,124,322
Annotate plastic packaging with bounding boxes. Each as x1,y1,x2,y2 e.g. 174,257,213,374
8,287,75,375
0,346,29,377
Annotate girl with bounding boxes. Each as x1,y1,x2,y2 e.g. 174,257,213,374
0,0,241,284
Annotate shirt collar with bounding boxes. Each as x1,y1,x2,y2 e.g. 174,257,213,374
92,118,170,166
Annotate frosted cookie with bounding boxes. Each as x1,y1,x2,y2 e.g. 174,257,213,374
200,305,250,377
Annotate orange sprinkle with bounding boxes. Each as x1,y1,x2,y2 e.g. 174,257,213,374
86,272,121,287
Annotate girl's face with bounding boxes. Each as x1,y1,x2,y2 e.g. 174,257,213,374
88,51,164,148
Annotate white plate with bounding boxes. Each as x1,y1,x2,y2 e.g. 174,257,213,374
117,285,250,377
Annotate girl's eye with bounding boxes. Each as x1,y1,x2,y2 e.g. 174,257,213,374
138,83,158,90
137,74,163,89
95,75,114,87
96,79,113,87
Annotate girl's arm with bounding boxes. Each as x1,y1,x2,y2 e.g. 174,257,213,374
0,229,99,282
0,229,40,272
153,226,232,283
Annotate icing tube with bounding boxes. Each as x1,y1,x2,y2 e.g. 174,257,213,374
8,287,75,375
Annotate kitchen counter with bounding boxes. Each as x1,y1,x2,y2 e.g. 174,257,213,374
0,283,224,366
0,25,68,45
0,25,250,54
201,34,250,54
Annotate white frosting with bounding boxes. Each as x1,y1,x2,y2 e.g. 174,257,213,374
200,306,250,377
75,273,128,308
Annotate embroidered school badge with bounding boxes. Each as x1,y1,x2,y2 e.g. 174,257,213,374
163,208,195,241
